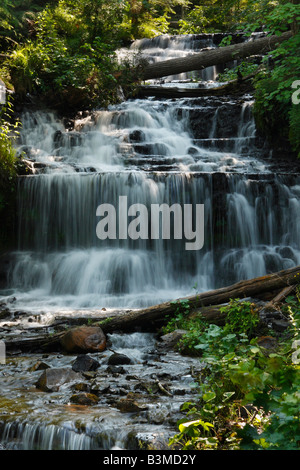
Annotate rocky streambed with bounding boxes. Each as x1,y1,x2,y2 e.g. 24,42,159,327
0,313,204,450
0,294,293,451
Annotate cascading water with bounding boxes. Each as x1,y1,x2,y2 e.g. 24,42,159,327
4,92,300,313
1,33,300,450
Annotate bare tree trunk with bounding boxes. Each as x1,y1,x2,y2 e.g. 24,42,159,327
95,264,300,333
140,31,292,80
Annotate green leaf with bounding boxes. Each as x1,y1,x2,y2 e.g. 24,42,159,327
223,391,235,401
203,391,216,402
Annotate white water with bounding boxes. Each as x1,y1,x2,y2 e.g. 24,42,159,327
1,34,300,317
1,33,300,451
118,33,221,83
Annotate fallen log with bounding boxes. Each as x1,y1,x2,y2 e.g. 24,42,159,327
4,264,300,352
96,264,300,332
5,331,65,353
140,31,292,80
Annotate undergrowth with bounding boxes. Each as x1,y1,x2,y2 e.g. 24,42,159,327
163,291,300,450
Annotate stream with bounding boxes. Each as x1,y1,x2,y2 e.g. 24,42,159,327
0,33,300,450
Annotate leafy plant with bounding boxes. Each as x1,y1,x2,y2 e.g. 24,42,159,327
178,6,209,34
220,298,260,337
167,292,300,450
0,96,20,248
218,61,259,82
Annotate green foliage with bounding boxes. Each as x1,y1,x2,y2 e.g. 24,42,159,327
0,99,19,182
178,6,208,34
242,1,300,35
124,0,190,38
0,0,47,50
253,32,300,155
220,299,260,336
0,97,19,249
218,61,259,82
165,292,300,450
6,1,130,109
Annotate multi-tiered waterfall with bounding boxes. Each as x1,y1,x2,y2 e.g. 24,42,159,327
0,34,299,450
6,90,300,312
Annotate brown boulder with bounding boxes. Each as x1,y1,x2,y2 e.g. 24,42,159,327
70,393,99,406
115,398,148,413
60,326,106,354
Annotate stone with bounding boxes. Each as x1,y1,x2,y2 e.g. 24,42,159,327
115,398,148,413
108,353,132,365
70,393,99,406
271,319,290,332
159,330,188,350
36,368,81,392
129,129,145,142
72,382,90,392
72,354,100,372
60,326,106,354
29,361,50,372
257,336,278,351
106,365,126,374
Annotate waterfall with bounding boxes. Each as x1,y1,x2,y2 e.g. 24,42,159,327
0,32,299,451
118,33,223,83
1,34,300,313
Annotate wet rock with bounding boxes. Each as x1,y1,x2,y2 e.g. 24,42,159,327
36,367,81,392
257,336,278,352
106,365,126,374
137,432,172,450
0,309,11,320
147,406,170,424
72,382,90,392
108,353,132,365
60,326,106,353
115,397,148,413
259,307,290,332
70,392,99,406
159,330,187,350
187,146,198,155
271,319,290,332
129,129,145,142
72,354,100,372
29,361,50,372
134,381,159,394
82,371,98,380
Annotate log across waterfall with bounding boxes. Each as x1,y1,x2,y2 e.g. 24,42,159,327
139,31,292,81
4,264,300,352
97,264,300,333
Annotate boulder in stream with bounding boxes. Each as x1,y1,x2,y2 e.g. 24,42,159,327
70,392,99,406
72,354,100,372
60,326,106,354
108,352,132,365
36,367,81,392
